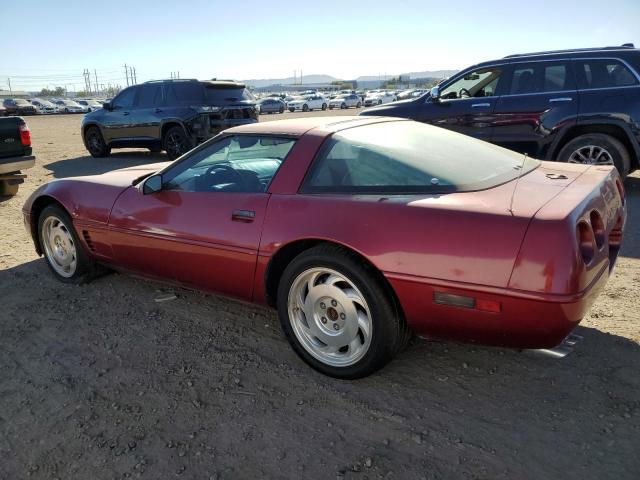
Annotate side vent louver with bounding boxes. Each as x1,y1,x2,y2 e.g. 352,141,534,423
82,230,95,252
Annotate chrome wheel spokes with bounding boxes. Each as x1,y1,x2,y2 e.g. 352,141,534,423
568,145,614,165
42,216,77,278
288,267,372,367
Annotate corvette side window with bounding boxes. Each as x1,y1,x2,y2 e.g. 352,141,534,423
162,135,296,193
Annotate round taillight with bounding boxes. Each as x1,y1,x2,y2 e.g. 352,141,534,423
590,210,605,249
615,178,625,206
577,221,595,265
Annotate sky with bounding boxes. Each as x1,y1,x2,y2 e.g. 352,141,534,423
1,0,639,92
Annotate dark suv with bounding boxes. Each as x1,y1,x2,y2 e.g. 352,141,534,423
360,44,640,178
82,79,258,159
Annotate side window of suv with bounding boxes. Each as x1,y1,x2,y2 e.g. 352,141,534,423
137,84,162,108
575,59,638,89
165,82,204,105
440,67,503,100
112,87,137,109
509,62,574,94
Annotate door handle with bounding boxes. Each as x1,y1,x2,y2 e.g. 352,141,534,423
549,97,573,103
123,111,130,115
231,210,255,222
155,108,163,113
471,103,491,108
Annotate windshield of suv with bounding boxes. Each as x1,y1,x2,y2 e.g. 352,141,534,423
303,121,539,194
15,99,31,105
205,86,255,103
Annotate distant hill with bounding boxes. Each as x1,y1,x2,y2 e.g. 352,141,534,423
243,70,460,89
243,74,338,88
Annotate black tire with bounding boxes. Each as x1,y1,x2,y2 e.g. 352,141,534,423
356,102,362,108
84,126,111,157
0,180,19,197
163,125,192,161
38,204,105,284
279,107,284,114
277,244,409,379
341,103,346,109
289,108,295,112
302,104,309,112
557,133,631,178
322,103,327,111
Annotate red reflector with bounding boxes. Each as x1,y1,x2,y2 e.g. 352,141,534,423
476,299,501,313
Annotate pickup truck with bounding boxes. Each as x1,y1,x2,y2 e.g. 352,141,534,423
0,117,35,196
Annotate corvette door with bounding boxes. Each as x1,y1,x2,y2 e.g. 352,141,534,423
107,134,296,300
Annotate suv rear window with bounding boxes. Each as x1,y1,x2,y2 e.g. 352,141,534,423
575,59,638,89
302,121,539,194
205,86,254,103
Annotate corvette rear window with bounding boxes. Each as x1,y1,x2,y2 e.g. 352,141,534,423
302,121,539,194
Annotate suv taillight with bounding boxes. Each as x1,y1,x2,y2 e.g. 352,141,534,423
19,121,31,146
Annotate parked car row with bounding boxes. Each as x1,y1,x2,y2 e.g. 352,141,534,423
0,97,104,116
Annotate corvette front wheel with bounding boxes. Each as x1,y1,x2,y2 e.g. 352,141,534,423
277,244,409,378
38,205,104,284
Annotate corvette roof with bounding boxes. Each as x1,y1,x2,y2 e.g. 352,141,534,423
227,116,403,136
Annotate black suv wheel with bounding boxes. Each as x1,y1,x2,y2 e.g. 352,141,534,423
557,134,631,178
84,126,111,157
163,126,192,160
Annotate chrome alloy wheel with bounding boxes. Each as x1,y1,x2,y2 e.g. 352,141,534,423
288,267,372,367
568,145,614,165
41,216,77,278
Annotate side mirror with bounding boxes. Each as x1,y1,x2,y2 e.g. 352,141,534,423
430,86,440,101
102,101,112,111
142,174,163,195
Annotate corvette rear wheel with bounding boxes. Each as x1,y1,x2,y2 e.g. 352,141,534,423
278,244,409,378
38,205,103,284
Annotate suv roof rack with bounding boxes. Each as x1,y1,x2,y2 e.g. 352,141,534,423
504,43,635,58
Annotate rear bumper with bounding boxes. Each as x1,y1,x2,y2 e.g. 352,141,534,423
387,262,610,349
0,155,36,175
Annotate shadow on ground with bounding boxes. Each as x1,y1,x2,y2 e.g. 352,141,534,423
44,150,168,179
0,259,638,479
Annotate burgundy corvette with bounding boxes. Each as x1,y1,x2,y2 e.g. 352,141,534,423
23,117,626,378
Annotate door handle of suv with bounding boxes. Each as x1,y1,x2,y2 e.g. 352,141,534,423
123,111,130,116
549,97,573,103
471,103,491,108
155,108,163,113
231,210,255,222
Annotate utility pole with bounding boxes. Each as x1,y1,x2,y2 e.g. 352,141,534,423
133,67,137,84
124,64,130,86
94,69,98,95
7,78,11,94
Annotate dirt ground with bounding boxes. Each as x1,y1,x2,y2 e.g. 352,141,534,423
1,113,639,480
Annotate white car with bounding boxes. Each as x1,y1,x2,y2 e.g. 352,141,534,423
53,99,85,114
75,99,103,112
287,95,327,112
29,98,58,114
329,94,362,109
364,91,396,107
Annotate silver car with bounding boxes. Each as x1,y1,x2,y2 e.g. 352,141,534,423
328,94,362,110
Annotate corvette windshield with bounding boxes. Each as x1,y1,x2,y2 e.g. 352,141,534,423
303,121,540,194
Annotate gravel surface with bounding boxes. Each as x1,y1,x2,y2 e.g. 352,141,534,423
1,113,639,480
